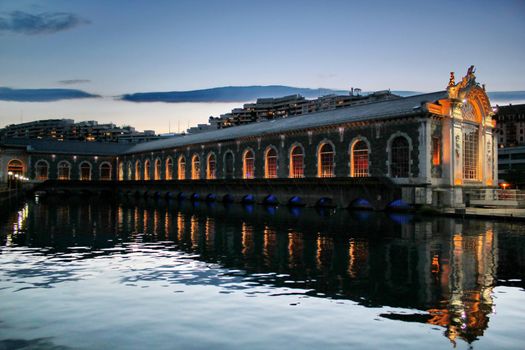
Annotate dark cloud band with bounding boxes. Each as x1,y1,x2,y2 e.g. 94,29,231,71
0,87,99,102
58,79,91,85
0,11,89,35
120,86,348,103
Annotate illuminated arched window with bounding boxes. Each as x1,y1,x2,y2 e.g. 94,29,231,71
318,143,334,177
7,159,24,176
118,162,123,181
165,157,173,180
192,155,200,180
135,161,141,180
265,147,278,178
207,153,216,179
178,156,186,180
35,160,49,181
243,149,255,179
80,162,92,181
100,162,112,181
154,158,161,180
224,152,234,179
289,145,304,178
144,159,151,180
390,136,409,177
58,161,71,180
351,140,369,177
463,126,479,180
126,162,132,180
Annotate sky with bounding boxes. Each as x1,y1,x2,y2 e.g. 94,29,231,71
1,0,524,133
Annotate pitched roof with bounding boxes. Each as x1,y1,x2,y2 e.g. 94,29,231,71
0,138,132,156
125,91,447,154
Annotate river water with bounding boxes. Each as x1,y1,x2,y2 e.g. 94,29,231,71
0,196,524,350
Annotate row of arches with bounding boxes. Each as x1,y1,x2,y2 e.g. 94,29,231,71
121,135,412,180
34,160,112,181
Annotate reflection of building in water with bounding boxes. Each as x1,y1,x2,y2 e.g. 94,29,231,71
241,222,254,256
205,217,215,250
190,215,199,248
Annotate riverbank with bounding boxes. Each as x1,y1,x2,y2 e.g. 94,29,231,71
439,207,525,221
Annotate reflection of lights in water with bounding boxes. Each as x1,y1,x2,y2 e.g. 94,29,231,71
241,222,254,255
263,226,276,261
177,213,185,241
243,204,254,214
190,215,199,247
11,204,29,236
264,205,276,215
348,239,356,278
289,206,301,217
288,230,303,268
387,213,413,224
431,254,440,274
165,212,170,239
205,217,215,247
143,210,149,233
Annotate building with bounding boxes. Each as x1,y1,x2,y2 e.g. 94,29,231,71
497,145,525,187
206,90,400,130
0,119,165,143
0,67,497,208
493,103,525,148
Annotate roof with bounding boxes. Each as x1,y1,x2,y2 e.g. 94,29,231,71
0,138,132,156
126,91,447,154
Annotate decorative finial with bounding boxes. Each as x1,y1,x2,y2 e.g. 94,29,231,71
448,72,455,87
467,65,475,76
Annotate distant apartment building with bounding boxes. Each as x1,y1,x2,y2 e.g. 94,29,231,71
0,119,167,143
493,103,525,186
204,90,399,131
493,103,525,148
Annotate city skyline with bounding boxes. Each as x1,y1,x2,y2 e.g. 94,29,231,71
1,0,524,133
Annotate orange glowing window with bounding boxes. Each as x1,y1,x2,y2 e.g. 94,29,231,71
290,146,304,178
243,150,255,179
265,148,278,178
432,137,441,166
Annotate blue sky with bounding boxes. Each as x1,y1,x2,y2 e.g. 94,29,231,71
1,0,524,133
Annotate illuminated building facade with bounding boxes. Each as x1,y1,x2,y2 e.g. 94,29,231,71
0,68,497,208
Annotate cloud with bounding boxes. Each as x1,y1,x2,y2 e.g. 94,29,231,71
57,79,91,85
0,87,99,102
120,86,349,103
0,11,89,35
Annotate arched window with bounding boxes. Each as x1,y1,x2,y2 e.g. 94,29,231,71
100,162,112,181
192,155,200,180
117,162,123,181
207,153,216,179
35,160,48,181
224,152,234,179
165,157,173,180
290,145,304,178
178,156,186,180
80,162,92,181
58,161,71,180
463,126,479,180
243,149,255,179
127,162,132,180
318,143,334,177
351,140,369,177
135,161,141,180
7,159,24,176
390,136,409,177
265,147,278,178
154,158,161,180
144,159,151,180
